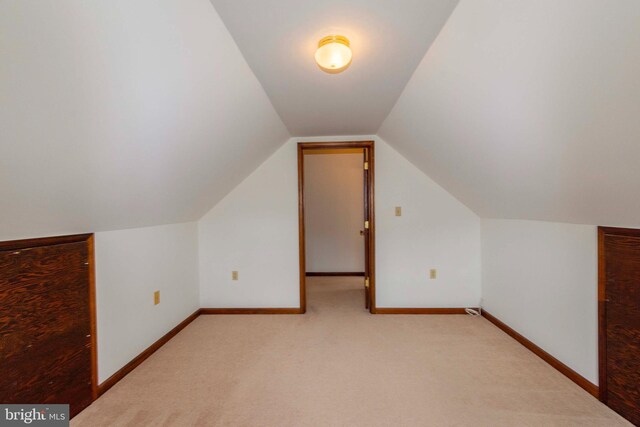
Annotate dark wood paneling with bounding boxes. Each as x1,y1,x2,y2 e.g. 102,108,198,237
87,235,98,401
298,141,376,313
305,272,365,277
0,235,96,417
482,310,599,398
98,309,200,396
199,308,303,315
598,227,608,403
374,308,472,315
598,226,640,424
0,233,92,251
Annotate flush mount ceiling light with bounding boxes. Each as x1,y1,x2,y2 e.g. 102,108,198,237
314,35,352,74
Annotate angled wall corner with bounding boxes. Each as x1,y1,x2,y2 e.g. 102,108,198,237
375,137,481,308
481,218,599,385
1,0,290,385
197,136,481,309
378,0,640,227
374,0,640,395
95,222,200,383
0,0,289,240
198,138,301,308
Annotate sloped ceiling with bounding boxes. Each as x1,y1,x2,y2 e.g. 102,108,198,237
3,0,640,240
209,0,459,136
0,0,289,240
379,0,640,227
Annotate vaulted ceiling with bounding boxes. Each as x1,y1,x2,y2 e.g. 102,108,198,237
2,0,640,239
379,0,640,227
209,0,459,136
0,0,288,239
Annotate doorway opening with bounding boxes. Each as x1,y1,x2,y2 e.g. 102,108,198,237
297,141,375,313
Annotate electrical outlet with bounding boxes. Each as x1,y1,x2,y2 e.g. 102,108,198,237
395,206,402,216
232,271,238,280
430,269,437,280
154,290,160,305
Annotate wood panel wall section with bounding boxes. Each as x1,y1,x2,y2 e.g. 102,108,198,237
482,310,599,398
598,226,640,425
0,234,97,417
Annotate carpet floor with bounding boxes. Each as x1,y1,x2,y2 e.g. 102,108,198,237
73,277,629,426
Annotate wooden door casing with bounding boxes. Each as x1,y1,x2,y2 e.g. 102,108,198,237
0,235,96,417
363,147,370,310
599,227,640,425
297,141,375,313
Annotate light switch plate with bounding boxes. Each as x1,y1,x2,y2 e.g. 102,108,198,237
395,206,402,216
232,271,239,280
154,290,160,305
430,269,437,279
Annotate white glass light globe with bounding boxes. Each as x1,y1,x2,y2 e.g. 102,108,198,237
314,36,352,74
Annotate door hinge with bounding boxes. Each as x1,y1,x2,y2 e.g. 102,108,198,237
365,278,370,288
364,161,369,170
364,220,369,229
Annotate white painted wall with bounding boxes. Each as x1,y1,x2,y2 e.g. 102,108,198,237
305,153,364,273
95,222,199,383
481,219,598,384
198,140,300,308
376,139,481,308
198,136,481,309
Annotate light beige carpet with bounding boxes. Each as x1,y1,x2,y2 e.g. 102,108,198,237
73,277,629,426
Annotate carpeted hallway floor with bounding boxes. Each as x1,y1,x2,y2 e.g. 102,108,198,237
73,277,629,426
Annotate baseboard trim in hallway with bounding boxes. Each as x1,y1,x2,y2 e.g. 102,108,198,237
200,308,304,315
97,309,200,397
481,310,599,398
374,307,473,314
